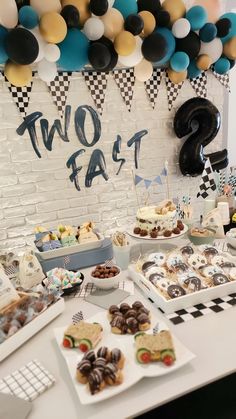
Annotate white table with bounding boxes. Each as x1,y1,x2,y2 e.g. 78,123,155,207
1,262,236,419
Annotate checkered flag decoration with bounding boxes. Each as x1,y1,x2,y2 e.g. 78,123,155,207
5,76,33,119
211,68,231,92
197,158,217,199
72,310,84,324
113,68,135,112
47,72,72,119
145,68,163,109
83,71,108,115
190,72,207,98
153,323,159,335
165,71,184,111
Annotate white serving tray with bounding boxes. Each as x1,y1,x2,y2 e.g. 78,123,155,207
0,298,65,362
128,261,236,315
54,311,195,405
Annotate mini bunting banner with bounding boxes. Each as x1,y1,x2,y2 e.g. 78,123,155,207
211,69,231,92
144,179,152,189
47,72,72,119
113,68,135,112
165,71,184,111
190,72,207,98
154,175,162,185
83,71,108,115
5,76,33,119
161,167,168,177
145,68,163,109
134,174,143,186
197,158,216,199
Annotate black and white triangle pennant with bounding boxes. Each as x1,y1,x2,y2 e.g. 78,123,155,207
145,68,163,109
190,71,207,98
5,76,33,119
211,69,231,92
165,71,184,111
113,68,135,112
83,71,108,115
197,158,217,199
47,72,72,119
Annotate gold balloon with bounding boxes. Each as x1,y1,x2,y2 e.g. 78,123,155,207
4,62,32,87
196,54,212,70
167,68,187,84
138,11,156,37
162,0,186,24
223,37,236,60
114,31,136,56
39,12,67,43
101,9,124,40
61,0,91,26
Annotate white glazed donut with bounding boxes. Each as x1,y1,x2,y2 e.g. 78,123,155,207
166,253,184,269
188,254,207,270
147,252,166,266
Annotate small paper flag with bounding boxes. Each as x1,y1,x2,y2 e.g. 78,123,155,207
144,179,152,189
83,71,108,115
113,68,135,112
190,72,207,98
134,175,143,186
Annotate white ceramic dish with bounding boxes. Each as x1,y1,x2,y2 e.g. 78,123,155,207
54,311,195,405
127,224,188,241
89,265,121,290
226,229,236,249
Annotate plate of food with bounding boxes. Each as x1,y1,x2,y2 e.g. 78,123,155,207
54,300,195,405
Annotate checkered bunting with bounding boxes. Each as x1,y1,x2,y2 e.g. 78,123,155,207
47,72,72,119
5,76,32,119
165,71,184,111
211,69,231,92
82,71,108,115
113,68,135,112
72,310,84,324
197,158,216,199
145,69,163,109
190,72,207,98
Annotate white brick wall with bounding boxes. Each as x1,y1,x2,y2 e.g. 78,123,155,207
0,72,225,249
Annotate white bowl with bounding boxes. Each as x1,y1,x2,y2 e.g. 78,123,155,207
89,265,121,290
226,229,236,249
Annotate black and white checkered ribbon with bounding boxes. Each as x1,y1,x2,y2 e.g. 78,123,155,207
83,71,108,115
5,76,33,119
190,72,207,98
113,68,135,112
47,72,72,119
197,158,216,199
72,310,84,324
211,68,231,93
145,68,163,109
165,71,184,111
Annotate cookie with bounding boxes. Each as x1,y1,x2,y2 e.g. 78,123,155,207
202,247,219,258
212,273,229,286
166,253,185,269
220,262,235,275
167,284,186,299
183,276,204,292
173,263,189,273
147,252,166,266
229,268,236,281
180,246,194,256
142,261,156,273
188,254,207,270
211,255,231,266
200,264,224,278
146,266,166,279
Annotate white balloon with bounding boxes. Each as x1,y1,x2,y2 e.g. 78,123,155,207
30,27,46,63
199,38,223,64
0,0,18,29
134,59,153,82
83,18,105,41
118,36,143,67
44,44,61,62
30,0,61,16
172,18,191,39
38,59,57,82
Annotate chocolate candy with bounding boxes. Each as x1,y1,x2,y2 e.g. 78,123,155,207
88,369,104,395
83,350,96,363
134,227,141,234
140,229,148,237
212,273,229,286
172,227,181,235
77,359,92,376
110,348,122,364
163,230,172,237
91,265,120,279
167,284,186,299
150,231,158,238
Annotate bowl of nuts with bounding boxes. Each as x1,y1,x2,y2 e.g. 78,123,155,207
90,264,121,289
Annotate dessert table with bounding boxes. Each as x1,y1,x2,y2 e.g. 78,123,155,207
1,241,236,419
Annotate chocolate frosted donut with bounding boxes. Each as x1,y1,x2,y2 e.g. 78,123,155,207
119,303,131,314
93,357,106,371
167,284,186,299
83,350,96,363
132,301,143,310
184,276,202,291
110,348,122,364
77,359,92,376
88,369,104,395
97,347,109,359
181,246,194,256
142,261,156,273
212,273,229,286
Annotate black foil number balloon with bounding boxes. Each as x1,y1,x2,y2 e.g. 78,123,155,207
174,98,228,177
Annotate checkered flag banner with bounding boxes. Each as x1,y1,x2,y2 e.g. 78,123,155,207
113,68,135,112
211,68,231,92
72,310,84,324
197,158,217,199
5,76,32,119
47,72,72,119
83,71,108,115
145,68,163,109
190,72,207,98
165,71,184,111
153,323,159,335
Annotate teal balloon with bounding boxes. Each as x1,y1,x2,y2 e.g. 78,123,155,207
154,27,176,67
58,29,89,71
0,26,8,64
220,13,236,43
186,6,207,31
214,57,230,75
187,60,201,79
19,6,39,29
170,52,190,72
199,23,217,43
113,0,137,19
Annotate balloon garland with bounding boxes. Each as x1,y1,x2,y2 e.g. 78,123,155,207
0,0,235,87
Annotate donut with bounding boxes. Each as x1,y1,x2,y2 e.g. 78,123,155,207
212,273,229,286
167,284,186,299
188,254,207,270
166,253,185,269
180,246,194,256
149,274,171,291
200,264,224,278
184,276,203,292
147,252,166,266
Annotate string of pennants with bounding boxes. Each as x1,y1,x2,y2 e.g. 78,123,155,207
1,67,231,121
134,167,167,189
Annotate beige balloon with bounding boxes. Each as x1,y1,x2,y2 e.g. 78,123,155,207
61,0,91,26
167,68,187,84
138,11,156,37
134,59,153,82
30,0,61,16
114,31,136,56
101,9,124,40
39,12,67,44
162,0,186,24
5,62,32,88
223,37,236,60
0,0,18,29
196,54,212,70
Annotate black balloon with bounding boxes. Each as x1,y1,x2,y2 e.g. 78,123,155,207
5,28,39,65
89,0,108,16
174,98,228,177
88,43,111,70
61,5,80,28
15,0,30,9
142,32,167,62
137,0,161,14
229,59,236,69
155,10,170,27
176,31,201,60
90,37,118,71
216,18,232,38
124,14,144,35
